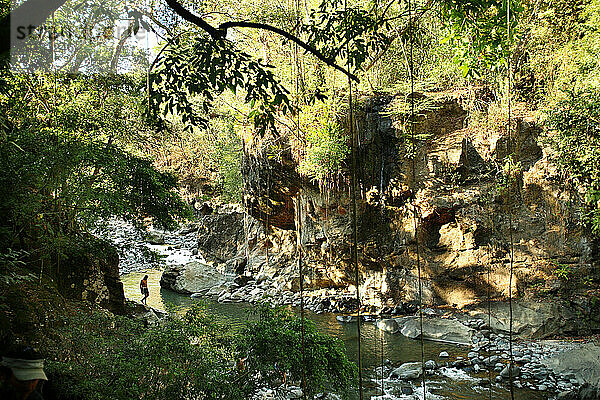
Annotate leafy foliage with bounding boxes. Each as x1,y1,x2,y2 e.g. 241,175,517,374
150,34,293,134
0,71,190,270
43,303,355,400
211,121,244,202
438,0,522,78
237,305,357,398
153,116,243,202
46,304,243,400
545,89,600,236
298,120,349,182
303,0,391,71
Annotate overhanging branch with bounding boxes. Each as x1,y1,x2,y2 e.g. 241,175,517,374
163,0,223,39
164,0,359,82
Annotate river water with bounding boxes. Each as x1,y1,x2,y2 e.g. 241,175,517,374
121,270,548,400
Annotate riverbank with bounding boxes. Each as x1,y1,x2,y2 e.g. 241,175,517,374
103,219,599,400
122,270,599,400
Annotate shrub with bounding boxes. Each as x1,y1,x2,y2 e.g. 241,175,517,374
545,89,600,236
43,303,356,400
298,121,349,183
237,304,356,398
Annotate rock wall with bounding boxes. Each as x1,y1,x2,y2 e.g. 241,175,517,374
196,91,599,334
56,236,125,314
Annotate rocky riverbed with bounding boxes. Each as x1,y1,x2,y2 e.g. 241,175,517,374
93,218,205,274
99,219,600,400
378,314,585,397
161,261,599,400
204,272,591,399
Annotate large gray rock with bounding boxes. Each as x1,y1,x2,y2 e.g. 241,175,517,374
145,231,166,245
544,343,600,391
196,210,244,263
393,316,474,345
160,261,230,294
471,301,577,339
389,362,423,380
124,300,167,326
376,318,400,333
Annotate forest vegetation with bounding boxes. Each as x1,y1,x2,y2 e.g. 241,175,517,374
1,0,600,398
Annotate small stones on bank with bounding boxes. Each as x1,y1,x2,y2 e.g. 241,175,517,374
208,274,388,316
252,386,305,400
431,317,581,397
377,315,582,398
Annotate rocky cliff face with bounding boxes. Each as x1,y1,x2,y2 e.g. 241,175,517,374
199,91,599,332
57,237,126,314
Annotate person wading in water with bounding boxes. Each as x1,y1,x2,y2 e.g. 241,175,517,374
140,275,149,305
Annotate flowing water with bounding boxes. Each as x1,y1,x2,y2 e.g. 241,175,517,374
121,270,548,400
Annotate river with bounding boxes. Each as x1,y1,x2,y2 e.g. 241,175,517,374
121,270,547,400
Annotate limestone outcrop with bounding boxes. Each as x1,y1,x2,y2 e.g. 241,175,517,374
185,91,599,337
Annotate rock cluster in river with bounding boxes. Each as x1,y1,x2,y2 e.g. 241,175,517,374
251,386,340,400
377,313,584,397
188,269,589,398
193,273,368,314
95,219,205,275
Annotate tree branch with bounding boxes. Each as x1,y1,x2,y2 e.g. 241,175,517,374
163,0,359,82
163,0,224,39
363,0,434,73
328,0,399,61
110,22,134,72
220,21,359,82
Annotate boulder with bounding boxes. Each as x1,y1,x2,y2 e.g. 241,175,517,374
424,360,437,370
543,343,600,394
490,119,542,167
393,316,474,345
58,236,125,314
196,212,245,262
205,283,229,297
376,318,400,333
500,364,521,378
124,300,166,327
471,301,577,339
234,275,254,287
160,261,231,294
389,362,423,380
145,231,165,245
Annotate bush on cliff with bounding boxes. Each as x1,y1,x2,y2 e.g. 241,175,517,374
545,89,600,237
